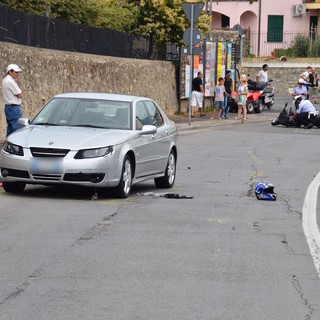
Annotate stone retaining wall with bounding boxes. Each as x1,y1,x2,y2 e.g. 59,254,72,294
0,42,178,139
239,62,320,95
1,41,320,139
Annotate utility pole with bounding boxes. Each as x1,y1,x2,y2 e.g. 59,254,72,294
257,0,262,57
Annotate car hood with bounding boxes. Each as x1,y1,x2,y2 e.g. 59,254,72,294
7,125,137,149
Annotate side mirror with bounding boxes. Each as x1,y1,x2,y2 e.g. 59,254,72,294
285,102,288,107
140,125,157,135
17,118,29,127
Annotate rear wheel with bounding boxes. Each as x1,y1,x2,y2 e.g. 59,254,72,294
255,100,262,113
114,155,133,198
246,101,255,114
154,150,176,188
2,181,26,193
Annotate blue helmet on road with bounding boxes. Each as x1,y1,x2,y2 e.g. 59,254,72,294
255,181,277,201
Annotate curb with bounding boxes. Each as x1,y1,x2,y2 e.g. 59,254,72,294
172,114,273,133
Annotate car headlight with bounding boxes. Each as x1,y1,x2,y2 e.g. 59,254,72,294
74,146,114,159
2,141,24,156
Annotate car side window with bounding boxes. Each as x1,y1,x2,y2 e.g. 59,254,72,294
144,101,164,127
136,101,150,129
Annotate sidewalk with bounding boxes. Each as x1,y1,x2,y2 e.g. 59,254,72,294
170,111,274,132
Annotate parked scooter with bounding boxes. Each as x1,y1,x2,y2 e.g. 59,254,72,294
271,101,320,127
246,79,275,114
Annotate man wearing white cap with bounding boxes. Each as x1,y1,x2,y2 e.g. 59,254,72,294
2,64,23,136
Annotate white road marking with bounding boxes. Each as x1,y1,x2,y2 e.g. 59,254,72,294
303,172,320,279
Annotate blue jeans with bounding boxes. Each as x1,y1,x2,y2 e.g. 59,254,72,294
221,96,229,118
5,104,23,136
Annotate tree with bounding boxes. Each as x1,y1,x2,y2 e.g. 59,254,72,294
128,0,210,47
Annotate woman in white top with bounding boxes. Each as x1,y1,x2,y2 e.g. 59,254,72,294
236,75,248,120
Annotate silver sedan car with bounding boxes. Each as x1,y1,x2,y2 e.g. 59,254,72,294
0,93,178,198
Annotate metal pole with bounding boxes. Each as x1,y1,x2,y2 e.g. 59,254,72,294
257,0,262,57
188,4,194,125
209,0,212,41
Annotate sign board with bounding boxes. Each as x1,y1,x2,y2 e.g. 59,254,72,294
182,2,204,23
232,24,243,36
183,27,201,47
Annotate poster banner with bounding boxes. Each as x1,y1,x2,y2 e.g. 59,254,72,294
216,42,227,82
180,45,204,99
205,41,216,97
180,42,235,99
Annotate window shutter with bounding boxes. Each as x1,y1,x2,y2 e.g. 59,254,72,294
267,15,284,43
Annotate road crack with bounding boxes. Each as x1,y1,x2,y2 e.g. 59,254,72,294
292,275,315,319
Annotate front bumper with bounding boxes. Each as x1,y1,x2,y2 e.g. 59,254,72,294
0,148,121,187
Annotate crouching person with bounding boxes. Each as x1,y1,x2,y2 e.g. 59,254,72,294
291,95,317,129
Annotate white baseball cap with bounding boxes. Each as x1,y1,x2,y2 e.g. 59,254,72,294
298,78,304,84
7,64,22,73
294,95,302,101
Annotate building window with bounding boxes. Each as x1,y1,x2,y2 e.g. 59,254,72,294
267,15,283,42
221,14,230,28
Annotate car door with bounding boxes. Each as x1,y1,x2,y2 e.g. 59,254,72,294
134,101,165,178
143,100,171,170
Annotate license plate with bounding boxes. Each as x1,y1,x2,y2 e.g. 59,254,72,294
30,158,63,174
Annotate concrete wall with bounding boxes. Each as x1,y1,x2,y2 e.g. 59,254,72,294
0,42,178,140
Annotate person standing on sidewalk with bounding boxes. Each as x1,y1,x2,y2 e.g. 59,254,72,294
308,67,319,104
210,77,225,120
235,75,248,120
256,64,268,84
300,66,312,94
191,71,204,117
2,64,23,136
221,70,234,119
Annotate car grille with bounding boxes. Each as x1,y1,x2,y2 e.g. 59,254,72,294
30,147,70,158
64,173,105,183
31,174,62,181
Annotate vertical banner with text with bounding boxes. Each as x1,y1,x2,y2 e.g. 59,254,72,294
205,41,216,97
180,41,235,99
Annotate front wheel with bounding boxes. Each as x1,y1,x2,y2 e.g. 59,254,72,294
271,118,280,126
2,181,26,193
154,150,176,188
114,155,133,198
246,100,255,114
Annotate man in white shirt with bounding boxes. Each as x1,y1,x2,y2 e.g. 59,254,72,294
2,64,23,136
300,66,312,98
256,64,268,84
291,95,317,128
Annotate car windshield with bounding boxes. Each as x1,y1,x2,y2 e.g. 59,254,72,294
32,98,132,130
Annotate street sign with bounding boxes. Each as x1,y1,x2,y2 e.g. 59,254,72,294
232,24,243,36
182,2,204,23
183,27,201,47
181,45,202,56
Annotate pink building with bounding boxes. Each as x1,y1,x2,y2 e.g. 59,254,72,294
209,0,320,57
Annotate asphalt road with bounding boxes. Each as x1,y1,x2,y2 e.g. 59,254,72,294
1,99,320,319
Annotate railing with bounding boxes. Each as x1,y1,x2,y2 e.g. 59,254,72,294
243,28,320,58
0,4,179,62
